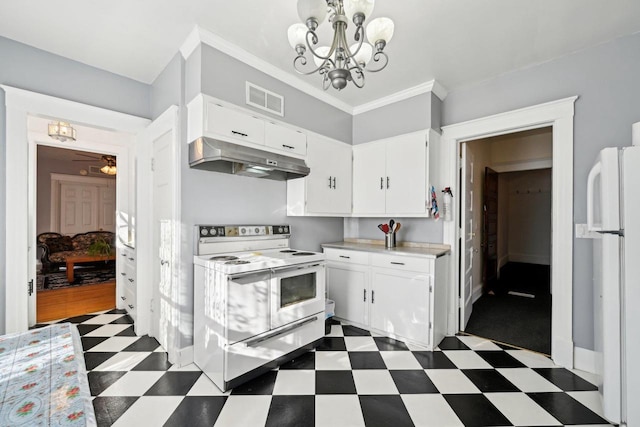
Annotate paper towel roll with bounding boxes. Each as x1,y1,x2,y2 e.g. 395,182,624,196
633,122,640,146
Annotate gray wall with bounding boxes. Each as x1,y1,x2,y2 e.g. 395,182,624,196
151,53,183,119
353,93,433,145
442,32,640,350
190,44,352,143
0,36,151,335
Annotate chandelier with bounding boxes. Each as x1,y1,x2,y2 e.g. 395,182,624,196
100,155,117,175
48,121,76,142
288,0,394,90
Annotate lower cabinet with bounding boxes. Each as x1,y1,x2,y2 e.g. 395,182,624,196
117,245,137,325
325,247,448,349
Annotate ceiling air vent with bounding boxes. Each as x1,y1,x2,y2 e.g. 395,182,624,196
246,82,284,117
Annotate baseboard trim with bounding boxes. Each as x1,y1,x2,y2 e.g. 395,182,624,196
508,253,551,265
552,338,574,368
472,284,483,304
574,346,597,374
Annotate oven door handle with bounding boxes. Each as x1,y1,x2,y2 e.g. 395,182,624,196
244,316,318,347
271,263,324,276
227,270,271,284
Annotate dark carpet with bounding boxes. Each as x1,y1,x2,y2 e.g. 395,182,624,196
37,265,116,291
465,262,551,354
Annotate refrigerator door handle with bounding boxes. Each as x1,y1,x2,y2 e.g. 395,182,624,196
587,161,602,232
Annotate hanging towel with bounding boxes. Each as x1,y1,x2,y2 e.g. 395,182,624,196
430,185,440,220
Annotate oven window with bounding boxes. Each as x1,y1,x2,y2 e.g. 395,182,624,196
280,272,317,308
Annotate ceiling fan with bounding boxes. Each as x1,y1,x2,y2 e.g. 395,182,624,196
72,153,117,175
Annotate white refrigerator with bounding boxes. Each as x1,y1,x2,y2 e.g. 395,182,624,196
587,142,640,426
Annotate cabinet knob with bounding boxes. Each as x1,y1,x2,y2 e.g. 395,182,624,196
128,304,134,309
121,296,126,300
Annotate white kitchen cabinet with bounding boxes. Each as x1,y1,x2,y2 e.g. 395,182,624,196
287,134,352,216
352,130,430,216
203,101,265,146
327,263,369,325
117,245,137,326
370,268,431,345
324,246,448,349
265,121,307,156
187,94,311,158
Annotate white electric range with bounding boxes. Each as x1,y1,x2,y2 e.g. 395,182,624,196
193,224,326,391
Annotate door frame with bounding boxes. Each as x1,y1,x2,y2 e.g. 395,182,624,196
442,96,577,368
2,85,149,333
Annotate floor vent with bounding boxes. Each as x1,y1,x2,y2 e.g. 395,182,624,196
246,82,284,117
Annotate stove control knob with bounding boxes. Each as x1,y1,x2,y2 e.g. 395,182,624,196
284,226,289,233
201,228,209,236
241,228,246,235
255,227,260,234
278,227,283,233
210,228,217,236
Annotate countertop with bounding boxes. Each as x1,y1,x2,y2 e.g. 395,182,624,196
322,239,451,258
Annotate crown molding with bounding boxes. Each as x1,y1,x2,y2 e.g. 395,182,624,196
178,26,449,118
352,80,449,115
180,26,355,114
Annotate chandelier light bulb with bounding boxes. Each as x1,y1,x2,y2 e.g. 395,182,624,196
366,17,395,45
350,42,373,66
288,23,308,49
313,46,331,67
297,0,327,27
343,0,375,22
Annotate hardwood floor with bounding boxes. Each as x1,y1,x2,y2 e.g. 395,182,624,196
36,281,116,322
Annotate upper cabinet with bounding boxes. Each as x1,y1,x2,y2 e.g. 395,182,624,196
187,94,307,157
287,134,352,216
353,130,430,216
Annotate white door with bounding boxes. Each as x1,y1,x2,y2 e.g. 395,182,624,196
353,141,386,214
60,183,98,235
460,144,475,330
385,133,427,214
140,106,180,358
98,185,116,232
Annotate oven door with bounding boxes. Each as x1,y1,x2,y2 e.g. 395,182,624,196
270,262,325,329
226,269,271,344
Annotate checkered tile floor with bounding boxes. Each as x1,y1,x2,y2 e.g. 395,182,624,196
38,312,613,426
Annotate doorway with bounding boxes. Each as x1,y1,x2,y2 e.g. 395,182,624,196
35,146,118,322
460,128,553,353
441,96,576,368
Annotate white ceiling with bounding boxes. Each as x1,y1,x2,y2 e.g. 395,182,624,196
2,1,640,108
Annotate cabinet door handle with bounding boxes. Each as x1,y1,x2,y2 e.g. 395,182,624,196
380,177,384,190
128,257,134,261
363,289,367,302
128,304,134,309
120,272,126,276
339,255,350,259
390,262,405,265
231,130,248,137
371,290,375,303
121,296,126,300
387,176,390,189
328,176,333,188
128,278,134,283
282,144,295,150
332,177,336,189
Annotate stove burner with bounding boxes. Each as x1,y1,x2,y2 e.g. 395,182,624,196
225,260,251,265
292,252,315,256
280,250,297,253
210,255,238,261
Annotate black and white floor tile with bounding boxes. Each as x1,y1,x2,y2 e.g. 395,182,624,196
38,313,614,426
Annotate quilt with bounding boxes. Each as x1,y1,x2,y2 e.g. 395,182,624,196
0,323,96,426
